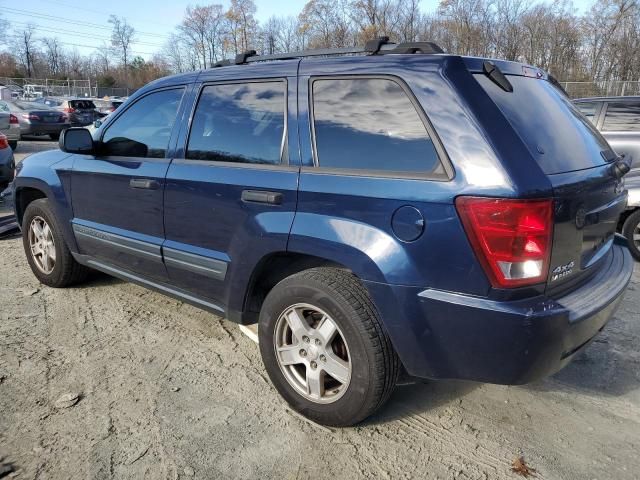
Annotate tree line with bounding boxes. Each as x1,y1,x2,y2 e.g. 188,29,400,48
0,0,639,91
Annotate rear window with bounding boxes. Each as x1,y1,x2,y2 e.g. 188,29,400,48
70,100,96,109
602,102,640,132
475,74,611,174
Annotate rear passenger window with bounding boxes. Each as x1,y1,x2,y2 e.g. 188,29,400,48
311,78,445,177
575,102,599,124
101,88,183,158
603,102,640,131
187,81,286,165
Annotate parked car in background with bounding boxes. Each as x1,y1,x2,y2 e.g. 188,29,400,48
575,96,640,259
0,109,21,150
93,99,124,116
32,97,99,127
12,42,633,426
0,100,70,141
0,134,15,188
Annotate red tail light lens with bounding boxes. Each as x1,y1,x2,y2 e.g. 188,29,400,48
63,107,75,113
455,197,554,288
9,114,19,125
0,134,8,149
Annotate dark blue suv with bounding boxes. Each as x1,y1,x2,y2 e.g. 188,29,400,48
12,40,634,426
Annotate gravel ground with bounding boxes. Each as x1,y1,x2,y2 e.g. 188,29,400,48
0,140,639,479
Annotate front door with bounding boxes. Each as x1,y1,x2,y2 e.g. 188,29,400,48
163,73,299,310
71,87,185,281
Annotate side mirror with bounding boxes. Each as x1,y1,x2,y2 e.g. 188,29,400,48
94,119,103,129
59,128,94,154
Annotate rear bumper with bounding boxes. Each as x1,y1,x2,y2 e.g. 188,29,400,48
365,238,633,384
21,124,68,135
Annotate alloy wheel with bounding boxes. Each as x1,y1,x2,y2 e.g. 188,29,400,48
273,303,351,404
28,216,56,274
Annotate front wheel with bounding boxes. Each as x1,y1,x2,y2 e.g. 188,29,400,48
622,209,640,261
22,198,89,287
259,267,399,427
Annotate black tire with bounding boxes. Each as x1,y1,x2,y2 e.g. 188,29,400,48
622,209,640,261
8,141,17,150
259,267,400,427
22,198,89,287
49,133,60,141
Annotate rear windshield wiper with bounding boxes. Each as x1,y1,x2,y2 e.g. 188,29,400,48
483,61,513,93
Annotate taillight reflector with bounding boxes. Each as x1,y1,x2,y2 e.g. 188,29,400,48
9,114,18,125
0,134,8,149
455,197,554,288
63,107,75,113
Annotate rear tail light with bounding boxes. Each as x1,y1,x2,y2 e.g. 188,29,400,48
455,197,554,288
22,113,40,121
0,134,8,149
63,107,75,113
9,114,18,125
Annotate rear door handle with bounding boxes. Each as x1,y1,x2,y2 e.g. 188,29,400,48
241,190,283,205
130,178,159,190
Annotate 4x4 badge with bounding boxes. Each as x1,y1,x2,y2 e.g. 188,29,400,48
551,261,575,282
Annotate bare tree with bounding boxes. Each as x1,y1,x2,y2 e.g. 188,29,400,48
109,15,135,86
13,24,38,77
42,37,64,76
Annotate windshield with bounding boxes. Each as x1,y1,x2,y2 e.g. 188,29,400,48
474,74,612,174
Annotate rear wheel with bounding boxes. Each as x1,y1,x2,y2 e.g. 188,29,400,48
259,267,399,426
22,198,89,287
622,209,640,261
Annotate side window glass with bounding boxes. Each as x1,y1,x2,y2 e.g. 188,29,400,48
312,78,445,176
186,81,286,165
603,102,640,132
575,102,599,124
101,88,184,158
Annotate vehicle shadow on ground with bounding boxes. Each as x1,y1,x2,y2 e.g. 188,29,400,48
365,378,480,426
525,334,640,398
75,270,125,289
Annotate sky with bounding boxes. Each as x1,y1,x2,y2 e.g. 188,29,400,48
1,0,597,60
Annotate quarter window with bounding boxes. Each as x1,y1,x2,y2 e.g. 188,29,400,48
101,88,184,158
186,81,286,165
311,78,445,176
602,102,640,131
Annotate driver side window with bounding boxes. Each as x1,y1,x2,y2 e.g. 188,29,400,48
101,88,184,158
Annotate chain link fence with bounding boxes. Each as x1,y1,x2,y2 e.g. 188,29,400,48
560,81,640,99
0,78,134,99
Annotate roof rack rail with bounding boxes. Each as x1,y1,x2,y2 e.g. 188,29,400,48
212,38,444,68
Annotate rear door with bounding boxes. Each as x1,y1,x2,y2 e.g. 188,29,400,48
475,74,627,293
71,87,185,281
163,71,299,307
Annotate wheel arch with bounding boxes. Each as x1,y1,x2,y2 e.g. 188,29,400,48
231,252,350,325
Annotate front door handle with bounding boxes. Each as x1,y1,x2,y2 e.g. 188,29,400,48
130,178,159,190
241,190,283,205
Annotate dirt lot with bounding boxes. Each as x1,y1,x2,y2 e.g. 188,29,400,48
1,141,640,479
